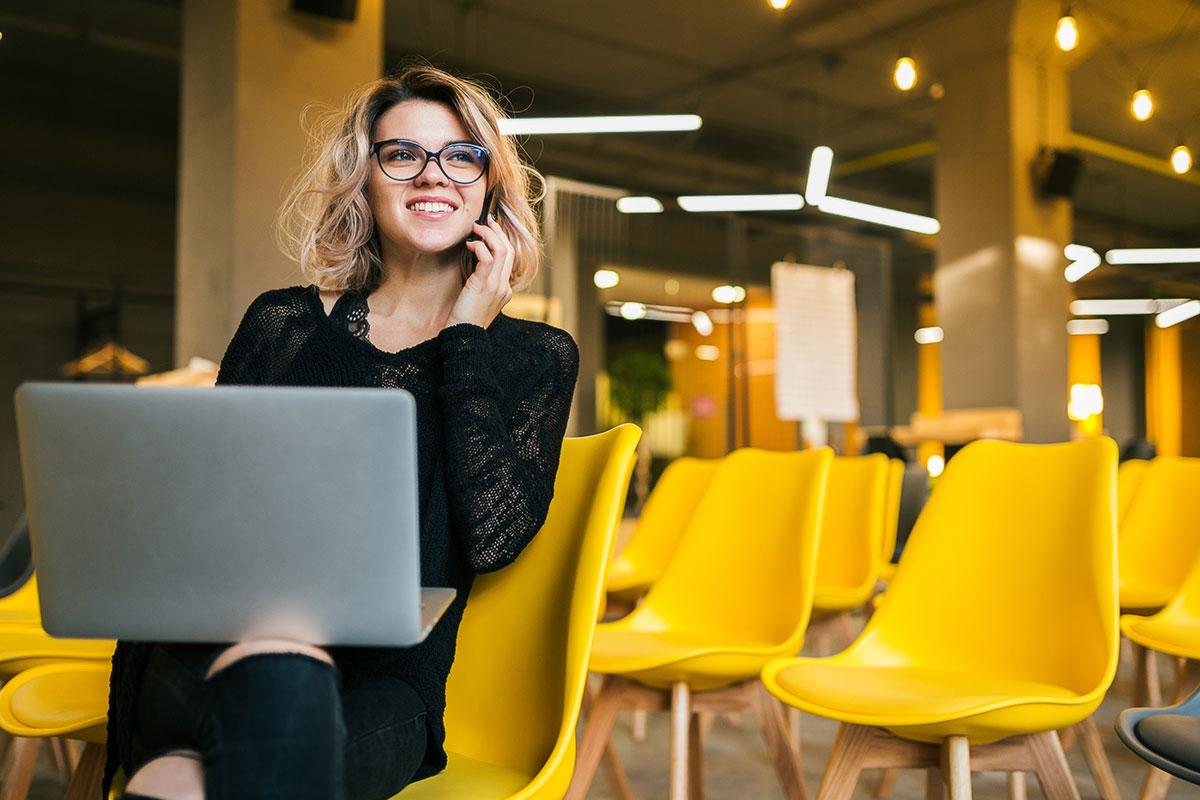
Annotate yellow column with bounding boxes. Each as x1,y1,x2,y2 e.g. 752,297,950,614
916,274,944,465
1146,322,1182,456
1067,333,1103,437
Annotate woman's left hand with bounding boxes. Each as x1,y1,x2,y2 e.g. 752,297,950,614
445,217,514,330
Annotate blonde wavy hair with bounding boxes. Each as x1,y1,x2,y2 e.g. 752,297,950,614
278,64,545,292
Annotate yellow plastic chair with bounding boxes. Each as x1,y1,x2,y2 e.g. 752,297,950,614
0,659,113,800
568,446,833,800
1121,536,1200,800
604,456,720,601
0,577,43,627
812,454,892,614
397,424,640,799
1117,458,1150,525
876,459,904,586
1119,456,1200,611
762,438,1119,800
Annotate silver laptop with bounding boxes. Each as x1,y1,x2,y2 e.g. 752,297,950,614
13,382,453,646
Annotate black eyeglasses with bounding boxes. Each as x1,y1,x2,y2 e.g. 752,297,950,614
370,139,490,185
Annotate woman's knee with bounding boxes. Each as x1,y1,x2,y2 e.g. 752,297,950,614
205,638,333,680
125,750,204,800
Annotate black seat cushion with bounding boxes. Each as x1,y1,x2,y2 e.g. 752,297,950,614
1137,714,1200,773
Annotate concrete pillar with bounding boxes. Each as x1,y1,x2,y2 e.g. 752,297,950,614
933,0,1072,442
176,0,382,365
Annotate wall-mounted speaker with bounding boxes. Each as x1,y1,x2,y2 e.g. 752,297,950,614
292,0,358,22
1033,146,1084,199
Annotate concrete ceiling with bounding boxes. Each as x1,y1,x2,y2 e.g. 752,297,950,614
2,0,1198,296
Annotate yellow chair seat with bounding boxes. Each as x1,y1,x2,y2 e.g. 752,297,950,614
604,558,657,596
0,660,110,743
0,578,43,626
1121,614,1200,661
763,656,1086,742
590,625,784,689
1119,579,1173,612
0,628,115,680
395,753,530,799
812,588,871,612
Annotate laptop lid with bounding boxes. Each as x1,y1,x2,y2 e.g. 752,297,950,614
14,382,428,647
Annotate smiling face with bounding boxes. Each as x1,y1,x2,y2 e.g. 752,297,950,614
366,99,489,259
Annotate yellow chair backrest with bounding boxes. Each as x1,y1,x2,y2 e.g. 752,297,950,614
871,438,1118,695
1117,458,1150,525
813,454,892,602
440,424,640,787
606,456,720,591
1119,456,1200,606
880,458,904,565
637,447,832,647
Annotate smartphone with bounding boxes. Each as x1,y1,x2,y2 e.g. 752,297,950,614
460,187,494,247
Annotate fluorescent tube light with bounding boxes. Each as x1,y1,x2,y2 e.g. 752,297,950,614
677,194,804,212
806,146,833,205
1105,248,1200,265
1066,319,1110,335
817,196,940,234
1155,299,1200,328
1064,244,1101,282
1068,299,1189,316
615,196,664,214
498,114,702,136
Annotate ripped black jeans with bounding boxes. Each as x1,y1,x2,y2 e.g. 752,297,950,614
124,643,427,800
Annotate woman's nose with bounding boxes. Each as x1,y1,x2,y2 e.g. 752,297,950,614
412,157,449,187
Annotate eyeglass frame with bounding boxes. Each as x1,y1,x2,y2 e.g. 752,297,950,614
369,138,491,185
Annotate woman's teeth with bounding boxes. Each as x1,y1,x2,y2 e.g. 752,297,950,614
408,202,454,213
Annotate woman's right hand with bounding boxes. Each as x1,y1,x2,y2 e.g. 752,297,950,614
445,217,514,330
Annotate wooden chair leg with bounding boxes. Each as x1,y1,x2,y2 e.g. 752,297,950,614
925,768,945,800
602,740,637,800
875,767,899,798
64,742,105,800
754,684,809,800
1074,717,1120,800
0,737,41,800
1139,767,1172,800
816,723,873,800
670,681,691,800
1135,644,1163,708
941,736,971,800
632,709,648,742
49,737,73,782
1027,731,1082,800
0,730,11,769
788,705,805,759
1008,771,1027,800
688,707,704,800
566,677,629,800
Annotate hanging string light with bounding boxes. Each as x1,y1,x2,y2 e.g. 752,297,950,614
893,55,918,92
1130,88,1154,122
1055,6,1079,51
1172,144,1194,175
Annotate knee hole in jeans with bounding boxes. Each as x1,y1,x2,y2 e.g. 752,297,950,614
204,640,333,680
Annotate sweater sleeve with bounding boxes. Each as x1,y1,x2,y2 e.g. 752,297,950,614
436,322,580,573
214,295,270,386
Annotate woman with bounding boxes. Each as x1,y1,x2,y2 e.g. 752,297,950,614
106,64,579,800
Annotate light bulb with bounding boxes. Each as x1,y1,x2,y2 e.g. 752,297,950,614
1055,14,1079,51
893,56,917,92
1171,145,1193,175
768,0,791,8
593,269,620,289
1131,88,1154,122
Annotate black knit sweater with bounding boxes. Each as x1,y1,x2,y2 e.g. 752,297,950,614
102,283,579,796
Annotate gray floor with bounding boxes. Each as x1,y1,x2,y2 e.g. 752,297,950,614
18,642,1200,799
